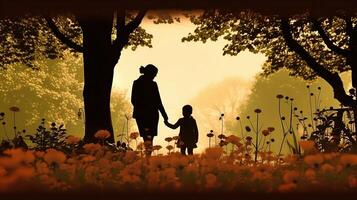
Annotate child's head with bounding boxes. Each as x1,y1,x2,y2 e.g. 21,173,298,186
182,105,193,117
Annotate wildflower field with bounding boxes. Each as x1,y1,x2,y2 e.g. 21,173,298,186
1,91,357,199
1,137,357,199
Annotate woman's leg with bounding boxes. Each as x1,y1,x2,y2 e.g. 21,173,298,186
143,135,154,156
135,118,148,138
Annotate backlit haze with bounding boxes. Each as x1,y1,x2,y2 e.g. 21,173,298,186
113,18,266,153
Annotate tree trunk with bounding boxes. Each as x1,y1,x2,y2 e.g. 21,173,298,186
78,14,117,143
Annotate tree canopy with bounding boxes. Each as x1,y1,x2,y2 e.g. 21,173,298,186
183,11,357,107
0,14,153,69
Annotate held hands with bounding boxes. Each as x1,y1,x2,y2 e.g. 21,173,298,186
164,120,171,127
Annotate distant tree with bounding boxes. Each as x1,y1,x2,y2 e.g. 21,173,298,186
190,77,253,134
227,70,346,153
183,11,357,122
0,53,133,141
0,52,83,129
110,90,133,141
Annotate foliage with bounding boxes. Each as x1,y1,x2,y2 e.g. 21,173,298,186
223,70,345,154
0,51,132,138
0,14,153,69
311,107,357,152
183,11,355,80
0,52,83,127
26,119,68,151
111,90,134,140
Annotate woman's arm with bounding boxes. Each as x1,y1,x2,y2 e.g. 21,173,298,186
165,119,181,129
154,82,168,121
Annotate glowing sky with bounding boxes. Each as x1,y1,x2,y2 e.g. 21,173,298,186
113,18,266,152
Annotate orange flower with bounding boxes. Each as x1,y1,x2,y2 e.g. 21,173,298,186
12,167,35,183
112,161,124,170
321,163,334,172
304,154,324,168
204,147,223,160
283,155,298,164
323,152,339,161
83,143,102,154
339,154,357,167
0,167,6,176
146,171,161,187
123,151,137,164
283,170,300,183
44,149,66,165
66,135,81,145
82,155,96,162
305,168,316,181
94,130,111,140
34,151,45,158
226,135,241,145
348,175,357,188
205,173,218,188
170,155,189,169
0,149,35,168
278,182,297,192
35,162,50,174
299,140,315,152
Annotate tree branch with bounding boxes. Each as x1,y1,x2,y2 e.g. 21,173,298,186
311,18,349,57
116,9,126,38
44,16,84,53
113,10,146,47
111,10,147,61
125,10,146,34
280,18,355,107
344,16,353,37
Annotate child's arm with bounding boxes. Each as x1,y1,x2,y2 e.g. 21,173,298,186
165,119,181,129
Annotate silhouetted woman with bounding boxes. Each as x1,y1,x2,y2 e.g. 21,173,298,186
131,64,168,154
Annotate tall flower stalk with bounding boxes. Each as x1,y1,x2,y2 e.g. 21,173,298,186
219,113,224,146
9,106,20,138
236,116,244,139
207,130,214,148
0,112,9,140
277,94,287,156
254,108,262,162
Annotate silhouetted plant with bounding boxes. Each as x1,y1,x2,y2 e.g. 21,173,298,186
206,130,214,148
0,112,9,140
310,107,357,152
219,113,224,146
26,119,67,151
9,106,20,137
277,95,300,156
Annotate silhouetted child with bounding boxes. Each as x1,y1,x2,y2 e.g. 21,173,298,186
164,105,198,155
